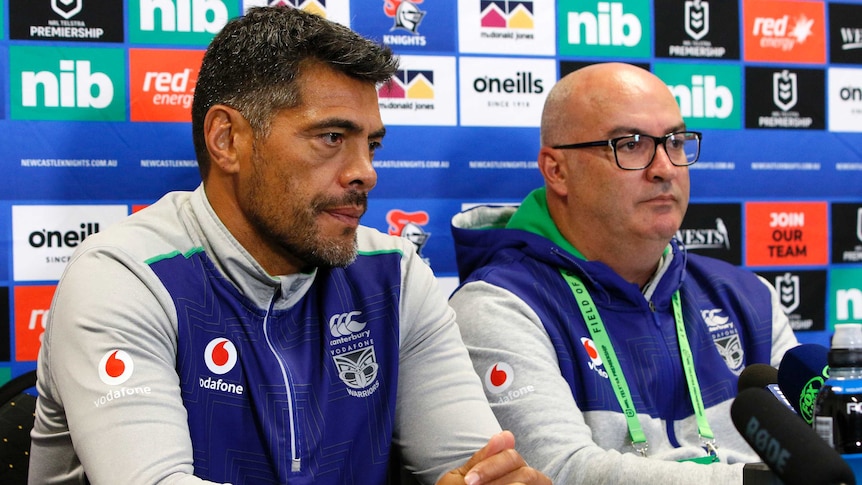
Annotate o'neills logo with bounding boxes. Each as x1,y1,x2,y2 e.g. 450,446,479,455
473,71,544,94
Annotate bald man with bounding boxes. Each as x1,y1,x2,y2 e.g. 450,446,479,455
448,63,797,484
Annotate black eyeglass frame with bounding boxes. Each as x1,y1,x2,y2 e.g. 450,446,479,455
550,131,703,171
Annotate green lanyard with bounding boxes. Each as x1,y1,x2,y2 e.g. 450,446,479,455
560,268,717,460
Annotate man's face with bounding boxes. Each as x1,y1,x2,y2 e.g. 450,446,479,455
565,77,690,247
238,63,385,271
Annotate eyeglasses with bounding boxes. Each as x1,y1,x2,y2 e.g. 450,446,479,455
551,131,702,171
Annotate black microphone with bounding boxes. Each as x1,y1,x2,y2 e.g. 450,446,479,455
738,363,795,413
731,387,856,485
738,363,778,391
777,344,830,424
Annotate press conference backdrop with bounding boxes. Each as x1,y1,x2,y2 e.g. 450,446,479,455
0,0,861,384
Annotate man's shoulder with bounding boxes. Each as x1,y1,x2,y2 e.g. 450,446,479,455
356,225,412,256
75,190,198,263
684,252,769,291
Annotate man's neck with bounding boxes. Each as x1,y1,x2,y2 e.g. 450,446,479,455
577,238,666,288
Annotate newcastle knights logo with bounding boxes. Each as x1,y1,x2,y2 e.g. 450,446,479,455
385,0,427,35
775,272,801,315
773,70,798,112
684,0,709,41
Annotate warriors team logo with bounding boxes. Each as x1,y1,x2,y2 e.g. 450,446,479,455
685,0,709,41
775,272,801,315
204,338,238,375
385,0,426,34
773,70,798,112
329,310,378,397
484,362,514,394
702,308,744,372
52,0,83,19
98,349,134,385
333,347,379,390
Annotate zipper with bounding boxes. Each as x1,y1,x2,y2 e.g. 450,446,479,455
261,287,301,473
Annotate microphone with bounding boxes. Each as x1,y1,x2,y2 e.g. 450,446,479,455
731,387,856,485
777,344,830,424
738,363,778,391
738,363,795,413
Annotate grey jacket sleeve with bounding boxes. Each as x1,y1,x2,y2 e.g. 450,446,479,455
450,280,746,485
29,245,224,485
392,245,503,484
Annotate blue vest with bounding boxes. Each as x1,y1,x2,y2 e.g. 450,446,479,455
150,249,402,484
460,236,775,445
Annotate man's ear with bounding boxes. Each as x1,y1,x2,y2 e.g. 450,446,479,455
538,147,569,198
203,105,252,176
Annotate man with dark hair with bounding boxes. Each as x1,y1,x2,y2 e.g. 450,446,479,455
28,7,547,485
449,62,798,484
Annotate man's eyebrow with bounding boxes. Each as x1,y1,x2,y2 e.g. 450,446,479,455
305,118,386,139
607,124,687,137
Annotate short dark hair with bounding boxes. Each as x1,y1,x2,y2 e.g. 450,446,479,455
191,6,399,178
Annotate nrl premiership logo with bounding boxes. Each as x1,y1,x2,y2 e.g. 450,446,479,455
685,0,709,41
775,272,801,315
773,70,798,112
52,0,82,19
857,207,862,243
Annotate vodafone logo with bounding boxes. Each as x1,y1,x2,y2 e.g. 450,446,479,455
484,362,514,394
581,337,609,379
98,350,134,385
580,337,602,366
204,338,238,375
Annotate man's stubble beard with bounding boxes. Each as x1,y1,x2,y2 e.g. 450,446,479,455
245,152,365,271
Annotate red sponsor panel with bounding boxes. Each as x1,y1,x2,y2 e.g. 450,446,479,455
743,0,825,64
14,285,57,361
745,202,828,266
129,48,205,122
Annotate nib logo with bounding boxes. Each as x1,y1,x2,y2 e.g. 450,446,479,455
129,0,239,45
656,63,741,129
561,0,650,58
11,46,126,121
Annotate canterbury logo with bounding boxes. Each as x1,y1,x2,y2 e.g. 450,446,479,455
329,311,367,337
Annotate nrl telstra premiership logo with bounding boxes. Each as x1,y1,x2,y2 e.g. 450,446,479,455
773,70,798,112
685,0,709,41
52,0,82,19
